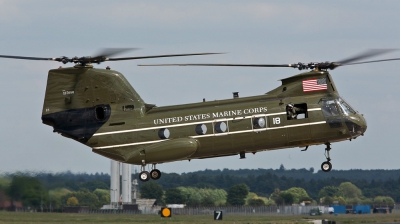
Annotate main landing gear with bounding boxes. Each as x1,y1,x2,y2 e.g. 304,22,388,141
321,143,332,172
139,164,162,182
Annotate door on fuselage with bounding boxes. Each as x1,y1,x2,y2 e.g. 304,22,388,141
286,103,311,143
266,110,287,147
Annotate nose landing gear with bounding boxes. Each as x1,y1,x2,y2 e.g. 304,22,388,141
321,143,332,172
139,163,162,182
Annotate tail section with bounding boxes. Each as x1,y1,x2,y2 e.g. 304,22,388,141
41,65,145,143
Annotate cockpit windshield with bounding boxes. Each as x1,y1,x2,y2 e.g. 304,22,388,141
320,97,356,117
321,100,340,117
337,97,356,115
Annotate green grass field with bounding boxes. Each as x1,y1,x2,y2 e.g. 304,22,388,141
1,212,400,224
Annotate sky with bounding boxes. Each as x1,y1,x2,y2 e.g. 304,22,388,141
0,0,399,175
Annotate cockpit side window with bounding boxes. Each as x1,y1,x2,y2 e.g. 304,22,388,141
337,98,356,115
287,103,308,120
321,99,340,117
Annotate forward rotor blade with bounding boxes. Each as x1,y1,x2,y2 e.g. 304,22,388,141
0,55,56,61
342,57,400,66
337,49,397,65
108,53,223,61
138,63,293,67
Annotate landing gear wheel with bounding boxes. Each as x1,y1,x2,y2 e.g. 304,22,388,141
321,161,332,172
139,171,150,182
321,143,333,172
150,169,162,180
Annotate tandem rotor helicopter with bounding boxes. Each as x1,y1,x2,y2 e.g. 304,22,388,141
1,49,399,182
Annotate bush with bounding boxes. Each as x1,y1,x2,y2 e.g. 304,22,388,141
226,184,249,206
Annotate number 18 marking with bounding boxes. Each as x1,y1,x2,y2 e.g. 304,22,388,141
273,117,281,125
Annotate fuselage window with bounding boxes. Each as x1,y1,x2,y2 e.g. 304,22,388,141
195,124,207,135
286,103,308,120
321,100,340,117
123,105,135,111
215,122,227,133
158,128,170,139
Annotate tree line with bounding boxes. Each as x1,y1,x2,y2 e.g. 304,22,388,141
0,167,399,209
0,173,110,210
140,181,395,207
156,166,400,202
187,166,400,182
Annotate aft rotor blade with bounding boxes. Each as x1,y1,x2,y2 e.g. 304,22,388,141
342,57,400,66
138,63,294,67
0,55,56,61
93,48,138,58
337,49,397,65
108,53,223,61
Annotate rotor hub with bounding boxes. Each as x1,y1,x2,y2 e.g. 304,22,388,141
291,62,341,71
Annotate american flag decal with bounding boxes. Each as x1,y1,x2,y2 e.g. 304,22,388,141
302,78,328,92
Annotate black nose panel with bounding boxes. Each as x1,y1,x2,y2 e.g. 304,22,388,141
41,104,111,143
327,118,343,128
344,118,364,137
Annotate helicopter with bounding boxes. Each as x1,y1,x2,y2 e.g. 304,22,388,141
0,49,399,182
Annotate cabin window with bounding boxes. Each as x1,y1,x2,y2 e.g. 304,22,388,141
195,124,208,135
215,122,227,133
158,128,170,139
321,99,340,117
123,105,135,111
253,117,266,128
286,103,308,120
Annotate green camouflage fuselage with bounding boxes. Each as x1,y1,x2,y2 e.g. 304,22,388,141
41,65,367,166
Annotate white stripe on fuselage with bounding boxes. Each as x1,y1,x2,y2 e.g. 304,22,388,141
92,108,324,149
93,112,287,136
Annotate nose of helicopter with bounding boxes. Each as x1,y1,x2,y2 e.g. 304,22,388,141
344,113,367,138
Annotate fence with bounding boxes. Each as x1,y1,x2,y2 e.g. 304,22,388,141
135,205,399,215
392,206,400,213
12,204,400,215
169,205,325,216
73,205,329,215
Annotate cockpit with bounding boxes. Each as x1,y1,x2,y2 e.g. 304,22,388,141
320,97,366,138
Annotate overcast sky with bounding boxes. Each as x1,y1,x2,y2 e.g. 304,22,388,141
0,0,399,175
